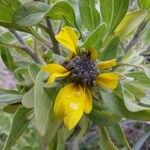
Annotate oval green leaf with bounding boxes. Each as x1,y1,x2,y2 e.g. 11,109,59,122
13,1,50,27
48,1,76,26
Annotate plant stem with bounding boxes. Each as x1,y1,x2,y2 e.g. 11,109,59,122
45,17,60,54
30,28,53,50
9,30,43,64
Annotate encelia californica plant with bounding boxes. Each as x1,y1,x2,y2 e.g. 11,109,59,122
0,0,150,149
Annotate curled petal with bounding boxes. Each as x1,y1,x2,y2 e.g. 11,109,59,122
54,83,85,129
47,72,70,84
98,59,117,69
42,64,69,84
55,26,78,54
96,73,119,90
41,64,67,74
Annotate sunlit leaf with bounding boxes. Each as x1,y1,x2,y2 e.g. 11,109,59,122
115,10,147,38
99,0,129,34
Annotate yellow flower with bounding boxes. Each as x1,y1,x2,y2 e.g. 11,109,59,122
42,26,119,130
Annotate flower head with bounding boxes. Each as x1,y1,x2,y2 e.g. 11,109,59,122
42,26,119,130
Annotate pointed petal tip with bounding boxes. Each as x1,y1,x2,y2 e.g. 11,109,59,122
55,26,78,54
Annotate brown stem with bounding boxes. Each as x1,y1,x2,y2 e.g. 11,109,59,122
45,17,60,54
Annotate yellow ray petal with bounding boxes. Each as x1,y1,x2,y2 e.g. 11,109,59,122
96,73,119,90
47,72,70,84
55,26,78,54
98,59,117,70
54,83,85,129
41,64,67,74
64,110,83,130
42,64,69,84
84,88,92,113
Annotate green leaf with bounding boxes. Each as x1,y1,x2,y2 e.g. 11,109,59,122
3,103,21,114
56,126,73,150
22,87,34,108
100,90,150,121
3,106,31,150
0,93,22,104
28,64,40,82
0,0,20,23
79,0,100,32
115,10,147,38
99,0,129,34
115,83,150,111
117,50,144,73
0,0,30,32
13,1,50,27
138,0,150,10
124,83,145,99
83,23,107,50
68,0,82,26
88,109,120,126
14,67,33,87
142,65,150,79
123,89,149,112
48,1,76,26
34,71,60,136
107,124,131,150
0,47,17,71
0,31,17,44
141,97,150,106
126,71,150,90
100,36,120,61
99,127,118,150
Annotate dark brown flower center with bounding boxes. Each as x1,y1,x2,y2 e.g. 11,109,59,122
65,53,98,86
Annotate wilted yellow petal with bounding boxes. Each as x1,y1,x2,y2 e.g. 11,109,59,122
41,64,67,74
42,64,69,84
99,59,117,70
55,26,78,54
47,72,70,84
96,73,119,90
54,83,85,129
84,88,92,113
